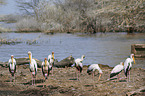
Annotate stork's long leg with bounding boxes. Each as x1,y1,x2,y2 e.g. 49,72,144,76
34,78,35,85
51,65,53,76
129,70,130,82
10,74,12,82
92,72,95,88
92,72,94,81
31,73,33,85
76,69,78,80
14,74,15,82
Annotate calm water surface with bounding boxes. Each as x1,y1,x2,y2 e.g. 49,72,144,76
0,32,145,68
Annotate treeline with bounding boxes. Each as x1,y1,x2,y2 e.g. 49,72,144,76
2,0,145,33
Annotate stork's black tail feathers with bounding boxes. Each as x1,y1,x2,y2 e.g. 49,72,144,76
87,69,92,75
76,66,82,73
124,66,131,77
110,72,119,78
11,72,14,76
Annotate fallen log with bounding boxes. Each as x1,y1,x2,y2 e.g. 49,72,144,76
54,55,75,68
15,57,43,68
0,57,43,68
126,86,145,96
131,44,145,58
0,56,74,68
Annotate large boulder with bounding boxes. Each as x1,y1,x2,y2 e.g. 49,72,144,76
54,55,75,68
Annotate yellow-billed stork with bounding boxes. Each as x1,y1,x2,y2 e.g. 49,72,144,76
8,55,16,82
41,58,51,81
28,51,37,85
124,54,135,82
87,64,103,81
75,55,85,80
48,51,54,75
110,62,124,81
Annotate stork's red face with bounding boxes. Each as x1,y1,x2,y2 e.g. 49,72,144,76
52,52,54,61
52,52,54,54
11,55,14,59
122,62,124,66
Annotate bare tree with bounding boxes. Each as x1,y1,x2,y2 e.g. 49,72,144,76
16,0,40,20
15,0,145,32
0,0,6,6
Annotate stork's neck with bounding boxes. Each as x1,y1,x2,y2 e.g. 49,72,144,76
130,55,134,62
52,54,54,62
81,56,84,61
98,67,103,74
29,54,32,64
45,60,47,66
11,58,14,64
99,69,103,74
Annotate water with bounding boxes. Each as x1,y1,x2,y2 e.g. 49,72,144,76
0,32,145,68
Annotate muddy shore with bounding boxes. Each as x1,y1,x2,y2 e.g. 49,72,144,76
0,65,145,96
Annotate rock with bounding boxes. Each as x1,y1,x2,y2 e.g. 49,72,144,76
54,55,75,68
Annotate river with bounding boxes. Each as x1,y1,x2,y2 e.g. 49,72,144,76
0,32,145,68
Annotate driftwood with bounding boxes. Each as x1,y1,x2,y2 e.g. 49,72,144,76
126,86,145,96
0,57,42,68
0,56,74,68
54,55,74,68
15,57,43,68
131,44,145,58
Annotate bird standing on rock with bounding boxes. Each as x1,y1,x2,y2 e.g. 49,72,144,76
124,54,135,82
87,64,103,81
42,58,51,81
28,51,37,85
109,62,124,81
8,55,16,82
48,52,54,75
75,55,85,80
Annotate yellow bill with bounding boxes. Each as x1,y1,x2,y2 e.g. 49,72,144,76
133,56,135,64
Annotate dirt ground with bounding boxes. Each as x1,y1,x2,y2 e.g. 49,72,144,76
0,64,145,96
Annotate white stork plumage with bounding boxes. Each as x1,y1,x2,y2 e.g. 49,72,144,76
28,51,37,85
41,58,51,81
87,64,103,81
8,55,16,82
110,62,124,81
124,54,135,82
75,55,85,80
48,52,54,75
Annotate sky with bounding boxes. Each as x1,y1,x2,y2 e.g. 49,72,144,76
0,0,19,15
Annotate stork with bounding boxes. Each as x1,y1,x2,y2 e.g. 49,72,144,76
41,58,51,82
87,64,103,81
48,51,54,75
124,54,135,82
75,55,85,80
8,55,16,82
109,62,124,81
28,51,37,85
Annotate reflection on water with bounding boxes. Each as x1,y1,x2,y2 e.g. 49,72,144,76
0,32,145,68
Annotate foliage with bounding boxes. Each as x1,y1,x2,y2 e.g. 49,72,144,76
16,16,40,32
0,0,6,6
16,0,145,33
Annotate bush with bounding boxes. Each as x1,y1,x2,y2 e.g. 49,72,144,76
16,16,41,32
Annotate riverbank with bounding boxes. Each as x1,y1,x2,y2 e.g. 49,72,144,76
0,65,145,96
